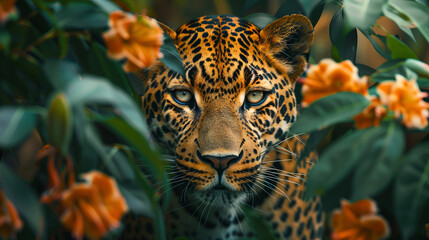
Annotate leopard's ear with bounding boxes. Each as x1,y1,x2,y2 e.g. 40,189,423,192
260,14,314,82
158,21,176,40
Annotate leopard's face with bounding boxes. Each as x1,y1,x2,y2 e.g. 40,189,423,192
142,15,313,208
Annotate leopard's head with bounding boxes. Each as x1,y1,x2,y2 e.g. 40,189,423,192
141,15,313,208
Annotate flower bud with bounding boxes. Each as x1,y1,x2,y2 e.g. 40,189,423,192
48,93,72,154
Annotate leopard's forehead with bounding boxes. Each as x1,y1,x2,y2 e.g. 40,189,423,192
176,15,260,62
173,15,277,98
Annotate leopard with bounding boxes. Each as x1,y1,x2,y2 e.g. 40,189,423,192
123,14,324,239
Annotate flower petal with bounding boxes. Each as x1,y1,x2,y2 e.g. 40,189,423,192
360,215,390,239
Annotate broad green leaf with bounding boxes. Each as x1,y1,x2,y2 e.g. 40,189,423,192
306,126,388,199
308,0,326,27
356,64,376,77
102,126,167,240
160,34,185,77
0,107,37,148
0,54,51,103
351,122,404,200
241,0,260,15
404,59,429,78
417,78,429,89
395,143,429,239
107,147,136,183
370,60,405,82
93,114,166,184
89,0,120,13
43,60,79,90
0,163,45,238
343,0,386,29
359,28,392,60
298,0,324,16
382,3,415,41
385,0,429,43
119,185,153,216
70,39,139,103
275,0,305,17
56,2,108,30
329,9,357,62
386,34,418,60
244,13,276,29
65,76,149,138
128,0,149,13
291,92,370,134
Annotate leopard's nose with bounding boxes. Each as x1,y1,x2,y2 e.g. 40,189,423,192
198,151,243,174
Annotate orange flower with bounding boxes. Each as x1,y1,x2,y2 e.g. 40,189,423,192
60,171,128,240
377,75,429,129
353,96,387,129
0,0,16,22
0,189,23,239
39,145,75,205
301,59,368,106
331,199,390,240
103,10,164,72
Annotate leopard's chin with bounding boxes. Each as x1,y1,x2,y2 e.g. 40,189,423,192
190,186,248,208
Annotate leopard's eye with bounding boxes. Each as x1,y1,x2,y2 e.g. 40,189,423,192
173,89,193,104
246,90,266,106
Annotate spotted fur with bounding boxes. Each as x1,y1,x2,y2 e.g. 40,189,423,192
123,15,323,239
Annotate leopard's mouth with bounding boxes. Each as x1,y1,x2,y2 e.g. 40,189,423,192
189,183,248,208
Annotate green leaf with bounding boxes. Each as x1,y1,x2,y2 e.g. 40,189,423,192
56,2,108,30
291,92,370,134
89,0,120,13
308,0,326,27
370,60,405,82
43,60,79,90
93,115,166,184
244,13,276,29
70,39,139,103
66,76,149,138
119,185,153,216
395,143,429,239
241,0,260,15
404,58,429,79
384,0,429,43
329,9,358,62
382,2,415,41
56,29,69,58
298,0,324,16
0,30,11,52
0,163,45,238
306,126,389,199
359,28,392,60
0,107,37,148
160,34,185,77
386,33,418,60
0,54,50,103
351,122,405,200
275,0,305,17
356,64,376,77
343,0,386,29
107,147,136,183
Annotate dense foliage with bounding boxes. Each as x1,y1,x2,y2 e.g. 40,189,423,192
0,0,428,239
